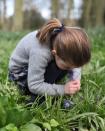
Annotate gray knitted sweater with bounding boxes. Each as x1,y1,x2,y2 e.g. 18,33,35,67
9,31,81,96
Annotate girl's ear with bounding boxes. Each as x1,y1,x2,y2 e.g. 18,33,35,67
51,49,56,55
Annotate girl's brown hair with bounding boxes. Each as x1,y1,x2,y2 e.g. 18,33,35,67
36,18,91,67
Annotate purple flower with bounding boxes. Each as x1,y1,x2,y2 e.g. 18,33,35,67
63,99,74,109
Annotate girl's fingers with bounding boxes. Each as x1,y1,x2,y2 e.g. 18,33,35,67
69,85,80,92
71,84,79,89
69,88,78,94
72,81,80,85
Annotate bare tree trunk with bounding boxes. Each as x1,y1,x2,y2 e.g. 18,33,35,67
80,0,92,27
80,0,105,27
65,0,74,25
2,0,7,30
51,0,60,18
95,0,105,26
67,0,73,18
0,0,7,30
12,0,23,31
84,0,92,26
0,0,2,27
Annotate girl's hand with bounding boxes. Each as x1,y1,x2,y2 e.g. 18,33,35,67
64,80,80,95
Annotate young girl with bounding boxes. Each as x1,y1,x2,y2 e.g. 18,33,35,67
8,18,91,102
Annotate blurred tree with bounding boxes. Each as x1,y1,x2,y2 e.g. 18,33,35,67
2,0,7,30
80,0,105,27
63,0,74,25
23,0,45,30
51,0,60,18
23,8,45,30
23,0,33,29
12,0,23,31
67,0,73,18
0,0,2,28
29,9,45,29
80,0,92,27
50,0,74,26
0,0,7,30
93,0,105,26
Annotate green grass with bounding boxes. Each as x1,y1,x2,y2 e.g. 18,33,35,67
0,28,105,131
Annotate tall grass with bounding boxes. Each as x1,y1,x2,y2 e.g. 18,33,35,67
0,28,105,130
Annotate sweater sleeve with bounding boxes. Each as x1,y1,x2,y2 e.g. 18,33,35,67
69,68,81,80
28,50,65,96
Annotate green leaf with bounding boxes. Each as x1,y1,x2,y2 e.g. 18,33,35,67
20,123,42,131
0,103,7,127
50,119,59,127
79,128,89,131
5,123,18,131
0,127,6,131
43,122,51,131
6,108,33,126
0,123,19,131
